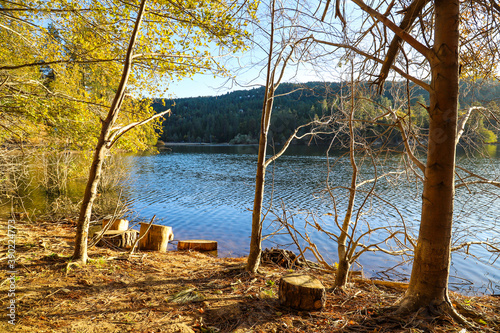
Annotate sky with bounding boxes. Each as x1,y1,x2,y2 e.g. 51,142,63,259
163,52,343,99
165,73,252,99
157,2,361,100
157,2,365,100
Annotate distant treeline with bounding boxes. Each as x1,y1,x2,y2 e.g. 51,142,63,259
153,81,500,145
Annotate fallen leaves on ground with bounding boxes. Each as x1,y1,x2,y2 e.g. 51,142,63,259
0,220,498,332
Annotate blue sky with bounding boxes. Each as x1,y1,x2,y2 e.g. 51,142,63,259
166,73,251,99
163,52,342,99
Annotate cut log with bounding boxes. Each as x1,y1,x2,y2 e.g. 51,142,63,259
177,240,217,252
102,218,129,231
279,273,326,311
139,223,173,252
98,230,139,249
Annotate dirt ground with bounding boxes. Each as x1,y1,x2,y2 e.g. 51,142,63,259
0,220,499,332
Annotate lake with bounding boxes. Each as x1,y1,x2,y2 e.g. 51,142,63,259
121,144,500,296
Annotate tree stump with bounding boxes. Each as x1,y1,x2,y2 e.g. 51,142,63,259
139,223,173,252
102,218,129,231
279,273,326,311
177,240,217,252
98,230,139,249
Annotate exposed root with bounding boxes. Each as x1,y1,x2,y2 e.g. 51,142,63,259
339,293,496,332
331,285,349,296
396,295,472,324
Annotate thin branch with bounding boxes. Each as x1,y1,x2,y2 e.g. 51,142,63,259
106,109,171,149
129,215,156,256
351,0,434,61
451,241,500,253
0,58,120,70
311,37,431,91
455,180,500,189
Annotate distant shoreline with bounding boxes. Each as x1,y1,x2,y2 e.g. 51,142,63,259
158,141,500,148
158,142,258,147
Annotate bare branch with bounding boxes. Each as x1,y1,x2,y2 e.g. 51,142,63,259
456,106,487,145
311,37,431,91
375,0,431,90
451,241,500,254
350,0,433,61
455,180,500,189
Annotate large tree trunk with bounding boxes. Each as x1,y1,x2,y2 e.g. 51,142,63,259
72,0,148,264
398,0,460,315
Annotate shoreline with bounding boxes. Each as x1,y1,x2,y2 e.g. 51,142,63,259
160,142,257,147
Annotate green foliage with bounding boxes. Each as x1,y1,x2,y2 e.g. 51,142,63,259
479,127,497,144
0,0,253,151
229,133,258,144
155,82,343,144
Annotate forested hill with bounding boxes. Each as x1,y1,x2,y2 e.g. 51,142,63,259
152,81,500,145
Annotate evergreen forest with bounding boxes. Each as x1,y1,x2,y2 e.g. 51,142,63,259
154,80,500,145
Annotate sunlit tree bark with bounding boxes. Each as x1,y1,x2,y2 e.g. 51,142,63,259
397,0,460,314
318,0,496,320
73,0,149,263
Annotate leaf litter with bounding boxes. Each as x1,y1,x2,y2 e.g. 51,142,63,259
0,220,498,332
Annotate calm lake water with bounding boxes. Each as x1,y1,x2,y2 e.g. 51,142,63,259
122,144,500,295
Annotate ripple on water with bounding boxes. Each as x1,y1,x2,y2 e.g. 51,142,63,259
123,146,500,295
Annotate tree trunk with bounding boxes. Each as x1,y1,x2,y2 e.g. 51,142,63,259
72,0,148,264
398,0,460,315
73,142,108,263
102,218,129,231
246,93,273,273
334,74,358,290
177,240,217,251
334,258,350,289
98,230,139,249
246,0,277,273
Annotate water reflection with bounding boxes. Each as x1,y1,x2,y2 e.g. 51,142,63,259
0,151,128,220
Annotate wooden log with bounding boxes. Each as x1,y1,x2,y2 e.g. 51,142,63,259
177,240,217,252
102,218,129,231
139,223,173,252
279,273,326,311
98,230,139,249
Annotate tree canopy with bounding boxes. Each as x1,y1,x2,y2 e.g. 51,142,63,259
0,0,254,150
